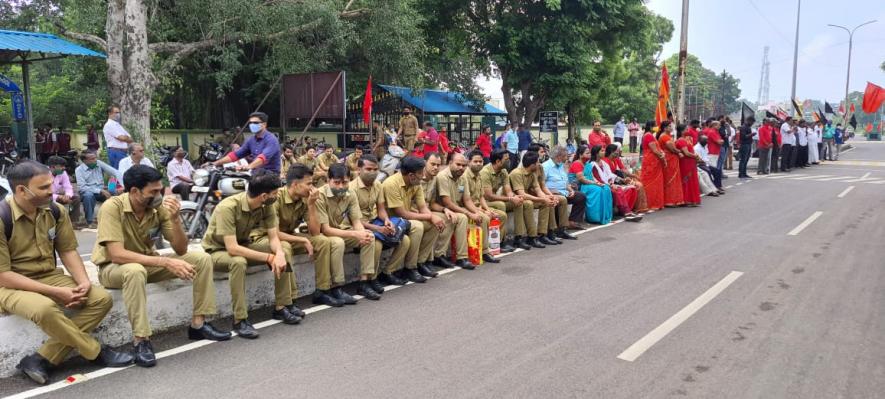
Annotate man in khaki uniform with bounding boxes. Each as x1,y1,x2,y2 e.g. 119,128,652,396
381,156,445,283
480,149,533,250
348,154,410,294
344,145,363,179
271,163,343,308
418,152,473,270
94,165,230,368
315,144,338,185
202,169,300,340
463,150,516,255
435,153,489,266
0,161,133,385
398,106,420,152
508,151,558,248
315,164,374,302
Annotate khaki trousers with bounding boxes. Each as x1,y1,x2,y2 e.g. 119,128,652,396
100,251,216,338
211,237,293,321
0,272,109,365
532,201,553,236
376,234,411,275
404,135,416,152
417,218,442,264
329,233,378,279
434,212,468,259
285,234,334,292
488,200,531,237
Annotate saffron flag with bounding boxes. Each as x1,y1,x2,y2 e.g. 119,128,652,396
862,82,885,113
362,76,373,129
866,123,873,132
655,64,670,126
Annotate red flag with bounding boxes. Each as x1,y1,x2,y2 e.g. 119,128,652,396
850,103,856,114
862,82,885,113
362,76,373,128
866,123,873,132
839,103,845,115
655,64,670,126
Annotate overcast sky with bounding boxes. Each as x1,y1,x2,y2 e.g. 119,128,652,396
478,0,885,108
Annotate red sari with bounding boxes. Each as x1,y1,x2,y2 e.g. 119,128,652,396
659,133,684,206
676,138,701,205
639,132,664,210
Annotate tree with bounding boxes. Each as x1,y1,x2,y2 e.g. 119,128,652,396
665,53,741,120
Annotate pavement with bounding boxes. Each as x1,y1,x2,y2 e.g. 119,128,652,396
2,141,884,399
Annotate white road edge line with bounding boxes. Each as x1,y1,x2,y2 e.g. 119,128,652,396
787,211,823,236
837,186,855,198
616,271,743,362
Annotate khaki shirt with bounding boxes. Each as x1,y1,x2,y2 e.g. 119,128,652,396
464,167,483,204
296,155,316,171
92,194,175,267
202,192,278,252
479,163,510,196
509,166,539,194
0,198,77,277
348,177,382,221
381,172,424,212
344,153,360,175
436,167,469,206
272,186,310,235
420,174,439,206
315,185,362,230
316,153,338,172
399,115,419,137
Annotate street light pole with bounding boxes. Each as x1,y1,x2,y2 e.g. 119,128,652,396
790,0,801,102
676,0,689,123
827,20,877,120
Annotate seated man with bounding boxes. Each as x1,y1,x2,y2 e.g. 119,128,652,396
464,150,515,254
315,164,374,302
437,153,503,264
381,156,446,283
421,152,476,270
315,144,339,186
508,151,557,248
694,135,725,195
344,145,364,179
480,149,534,250
117,143,155,182
202,169,299,339
94,165,230,368
1,161,133,385
167,146,195,201
348,155,411,295
541,145,582,238
530,144,566,245
74,150,122,229
47,156,82,227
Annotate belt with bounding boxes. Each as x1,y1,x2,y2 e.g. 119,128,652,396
109,147,127,152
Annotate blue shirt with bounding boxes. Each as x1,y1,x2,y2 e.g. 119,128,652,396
233,130,281,173
504,129,519,153
75,160,121,195
541,159,569,195
834,128,844,144
517,130,533,151
614,121,626,138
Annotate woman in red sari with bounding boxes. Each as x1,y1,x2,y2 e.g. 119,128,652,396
675,125,701,206
658,121,684,207
640,121,665,210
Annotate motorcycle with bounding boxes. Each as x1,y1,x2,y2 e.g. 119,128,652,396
0,151,17,177
198,141,224,164
156,145,177,167
179,164,251,240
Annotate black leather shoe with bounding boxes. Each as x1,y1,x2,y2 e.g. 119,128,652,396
514,236,531,250
538,236,559,246
17,354,50,385
527,237,546,248
271,307,302,325
133,340,157,367
369,278,386,293
433,256,457,268
286,304,306,318
379,273,407,286
188,322,233,341
357,282,381,300
417,263,439,278
312,290,344,307
456,259,477,270
402,268,427,283
93,346,135,367
500,242,516,253
556,229,577,240
233,319,260,339
545,233,563,244
331,287,358,305
482,253,501,263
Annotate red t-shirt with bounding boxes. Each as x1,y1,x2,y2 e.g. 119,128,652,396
685,127,699,145
475,134,492,157
757,125,772,148
569,160,584,175
703,128,722,155
588,131,610,149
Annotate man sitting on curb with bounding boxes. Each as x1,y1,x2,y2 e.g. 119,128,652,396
481,149,534,250
464,150,515,254
421,152,476,270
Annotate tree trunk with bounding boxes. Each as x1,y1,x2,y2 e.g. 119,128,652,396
122,0,155,147
566,103,576,140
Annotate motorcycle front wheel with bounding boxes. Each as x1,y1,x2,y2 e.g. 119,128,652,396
179,208,208,240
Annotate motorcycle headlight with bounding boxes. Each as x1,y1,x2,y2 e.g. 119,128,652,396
193,169,210,186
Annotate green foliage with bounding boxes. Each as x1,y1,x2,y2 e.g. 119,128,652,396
664,53,742,117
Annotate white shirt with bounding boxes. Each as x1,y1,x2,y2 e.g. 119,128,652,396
167,158,195,187
592,160,617,184
780,122,796,146
694,143,710,164
118,156,154,179
797,127,808,146
812,126,822,144
103,119,130,150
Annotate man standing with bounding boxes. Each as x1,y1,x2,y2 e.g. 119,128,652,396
737,117,754,179
703,120,724,168
542,145,585,234
588,121,611,149
756,119,773,175
480,149,533,250
202,170,300,339
75,150,122,229
436,153,501,264
627,119,640,153
685,120,701,144
822,122,836,161
117,143,155,182
509,151,557,248
503,122,520,170
517,124,533,161
213,112,281,174
796,120,809,168
834,123,844,160
399,106,420,152
102,105,133,169
1,162,133,385
780,118,796,172
613,117,626,144
167,146,195,201
93,165,231,367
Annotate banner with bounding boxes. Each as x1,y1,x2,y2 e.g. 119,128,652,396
362,76,373,127
655,63,670,126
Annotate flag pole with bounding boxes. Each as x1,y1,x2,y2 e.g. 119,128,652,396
675,0,689,123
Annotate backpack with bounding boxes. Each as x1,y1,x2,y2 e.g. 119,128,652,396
0,199,61,241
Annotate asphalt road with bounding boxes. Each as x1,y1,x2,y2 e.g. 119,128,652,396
3,140,885,399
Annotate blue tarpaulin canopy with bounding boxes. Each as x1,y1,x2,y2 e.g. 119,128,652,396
0,29,106,159
378,84,506,116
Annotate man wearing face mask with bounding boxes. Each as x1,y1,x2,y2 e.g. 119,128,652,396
212,112,281,174
92,165,229,367
398,106,420,152
349,155,412,296
1,161,134,385
102,105,133,169
203,169,300,339
314,164,374,302
75,150,122,229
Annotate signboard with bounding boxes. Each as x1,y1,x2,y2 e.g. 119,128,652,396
11,92,25,121
539,111,558,133
342,132,372,148
281,71,346,121
0,74,20,93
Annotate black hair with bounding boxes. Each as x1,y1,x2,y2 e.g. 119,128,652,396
744,116,756,125
423,151,440,162
249,112,268,123
247,168,281,197
328,163,349,180
521,151,539,168
357,154,378,167
575,144,590,160
47,156,67,167
527,143,542,153
107,105,119,115
490,149,508,164
676,124,686,138
590,145,603,162
604,144,619,157
658,121,672,139
401,156,425,175
467,149,484,162
123,165,163,191
80,149,98,161
690,119,700,126
354,144,365,151
644,121,655,131
286,163,313,184
7,160,50,193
